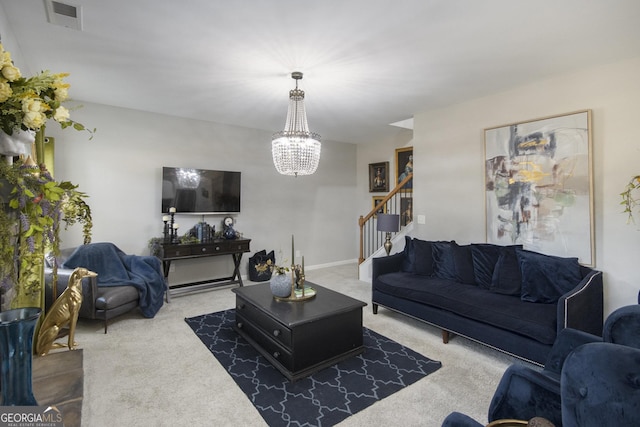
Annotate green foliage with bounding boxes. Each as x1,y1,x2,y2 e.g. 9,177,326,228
0,158,92,306
621,175,640,223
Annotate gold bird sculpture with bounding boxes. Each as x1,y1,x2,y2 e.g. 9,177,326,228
36,267,97,356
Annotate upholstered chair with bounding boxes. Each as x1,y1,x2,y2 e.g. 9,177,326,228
442,299,640,426
442,341,640,427
45,247,140,333
45,243,166,333
561,342,640,426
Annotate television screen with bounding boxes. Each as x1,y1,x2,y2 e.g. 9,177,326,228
161,167,241,214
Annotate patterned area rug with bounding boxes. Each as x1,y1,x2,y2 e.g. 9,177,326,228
185,309,442,427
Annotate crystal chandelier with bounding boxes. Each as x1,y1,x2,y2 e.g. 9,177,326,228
272,72,321,176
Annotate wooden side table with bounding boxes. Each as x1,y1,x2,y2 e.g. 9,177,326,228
160,238,251,298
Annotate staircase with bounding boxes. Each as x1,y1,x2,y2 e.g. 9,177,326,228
358,173,413,281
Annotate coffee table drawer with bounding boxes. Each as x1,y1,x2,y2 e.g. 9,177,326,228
236,298,292,348
235,313,294,370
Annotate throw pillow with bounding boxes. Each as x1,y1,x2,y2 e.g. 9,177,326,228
518,249,582,303
471,243,502,290
432,241,475,284
413,239,435,276
401,236,416,273
432,241,455,280
490,245,523,295
454,244,476,285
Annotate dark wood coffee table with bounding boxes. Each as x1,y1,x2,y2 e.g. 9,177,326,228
232,282,367,381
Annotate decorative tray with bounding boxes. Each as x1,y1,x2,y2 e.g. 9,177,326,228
274,286,316,302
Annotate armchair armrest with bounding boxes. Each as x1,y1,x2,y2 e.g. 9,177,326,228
45,267,98,320
488,365,562,426
603,304,640,349
543,328,601,377
372,252,404,282
557,269,603,336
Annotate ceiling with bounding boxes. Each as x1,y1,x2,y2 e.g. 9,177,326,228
2,0,640,145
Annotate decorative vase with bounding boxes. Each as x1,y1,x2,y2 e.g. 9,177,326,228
270,273,291,298
0,307,41,406
223,226,236,240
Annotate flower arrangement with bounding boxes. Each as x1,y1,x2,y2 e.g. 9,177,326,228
621,175,640,223
0,43,93,311
266,259,289,275
0,43,91,137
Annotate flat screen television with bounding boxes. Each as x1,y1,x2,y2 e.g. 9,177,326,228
161,167,241,214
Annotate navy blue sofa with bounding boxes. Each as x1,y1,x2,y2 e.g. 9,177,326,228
372,238,603,365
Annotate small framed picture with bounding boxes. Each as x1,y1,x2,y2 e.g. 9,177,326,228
372,196,386,217
369,162,389,192
400,197,413,226
395,147,413,190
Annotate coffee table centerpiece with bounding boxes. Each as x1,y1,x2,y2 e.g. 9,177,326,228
269,235,316,301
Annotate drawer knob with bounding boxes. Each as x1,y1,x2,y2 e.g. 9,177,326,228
216,246,220,250
273,351,280,358
237,303,245,310
273,329,281,337
201,247,206,252
237,322,243,329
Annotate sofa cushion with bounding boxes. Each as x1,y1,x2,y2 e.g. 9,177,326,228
432,242,476,285
401,236,415,273
517,249,582,303
413,239,436,276
375,272,557,344
471,244,502,290
490,245,523,296
95,285,139,310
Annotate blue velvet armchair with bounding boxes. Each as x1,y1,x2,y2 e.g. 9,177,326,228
560,342,640,426
442,299,640,426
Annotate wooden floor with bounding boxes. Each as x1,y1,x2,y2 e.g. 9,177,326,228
33,349,83,427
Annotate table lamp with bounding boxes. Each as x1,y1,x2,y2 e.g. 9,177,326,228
377,213,400,255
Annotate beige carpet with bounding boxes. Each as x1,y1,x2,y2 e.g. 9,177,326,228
70,263,534,427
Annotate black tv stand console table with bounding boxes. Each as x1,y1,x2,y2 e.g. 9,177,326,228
160,238,251,298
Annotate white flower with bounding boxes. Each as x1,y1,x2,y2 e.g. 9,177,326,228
53,106,70,122
23,111,46,129
0,49,11,68
0,81,11,103
54,86,68,101
22,98,44,113
1,64,21,82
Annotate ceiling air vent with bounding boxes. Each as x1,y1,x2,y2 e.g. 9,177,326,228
44,0,83,30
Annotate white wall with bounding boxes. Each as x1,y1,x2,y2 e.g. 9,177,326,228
44,102,358,285
410,57,640,316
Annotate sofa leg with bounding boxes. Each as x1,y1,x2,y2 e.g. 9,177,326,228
372,303,378,314
442,330,449,344
104,319,108,334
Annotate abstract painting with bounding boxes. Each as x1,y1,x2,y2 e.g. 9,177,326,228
484,110,594,265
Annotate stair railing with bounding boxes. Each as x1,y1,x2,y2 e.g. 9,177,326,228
358,173,413,264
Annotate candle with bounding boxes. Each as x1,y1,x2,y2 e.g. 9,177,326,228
162,215,170,222
169,207,176,213
291,235,294,267
173,223,179,229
